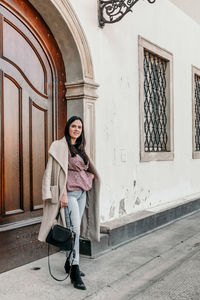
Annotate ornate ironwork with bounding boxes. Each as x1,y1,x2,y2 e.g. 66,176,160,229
194,74,200,151
143,50,168,152
98,0,156,27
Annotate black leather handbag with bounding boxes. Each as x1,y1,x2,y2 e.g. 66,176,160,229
46,208,75,251
46,224,74,250
46,207,76,281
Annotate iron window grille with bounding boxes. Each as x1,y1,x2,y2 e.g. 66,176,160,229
139,37,174,162
143,50,168,152
194,74,200,151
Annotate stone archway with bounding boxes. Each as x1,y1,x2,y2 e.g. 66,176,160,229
29,0,99,161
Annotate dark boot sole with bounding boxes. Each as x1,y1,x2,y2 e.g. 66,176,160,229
71,279,86,290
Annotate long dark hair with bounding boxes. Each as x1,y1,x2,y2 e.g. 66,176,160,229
64,116,88,162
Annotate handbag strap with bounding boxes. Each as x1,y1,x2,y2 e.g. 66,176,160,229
56,206,73,228
47,206,75,282
47,234,76,282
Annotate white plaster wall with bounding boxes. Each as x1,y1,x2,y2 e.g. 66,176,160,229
170,0,200,26
69,0,200,222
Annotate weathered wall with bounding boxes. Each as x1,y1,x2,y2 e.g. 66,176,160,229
68,0,200,222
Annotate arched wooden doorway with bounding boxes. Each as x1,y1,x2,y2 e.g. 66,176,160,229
0,0,66,272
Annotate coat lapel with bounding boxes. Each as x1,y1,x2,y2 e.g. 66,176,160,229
48,137,68,175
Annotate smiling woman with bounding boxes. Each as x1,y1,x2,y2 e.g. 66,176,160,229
69,119,83,144
38,116,100,290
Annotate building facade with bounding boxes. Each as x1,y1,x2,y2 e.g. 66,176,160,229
1,0,200,272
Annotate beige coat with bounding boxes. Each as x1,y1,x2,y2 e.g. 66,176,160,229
38,137,100,242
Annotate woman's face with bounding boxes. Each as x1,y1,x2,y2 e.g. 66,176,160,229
69,119,82,142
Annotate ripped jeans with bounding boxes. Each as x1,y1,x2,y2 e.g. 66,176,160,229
64,190,86,265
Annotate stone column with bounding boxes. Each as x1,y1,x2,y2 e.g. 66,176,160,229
65,80,99,161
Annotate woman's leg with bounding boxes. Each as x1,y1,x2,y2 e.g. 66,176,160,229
77,190,86,223
64,190,86,265
65,190,87,290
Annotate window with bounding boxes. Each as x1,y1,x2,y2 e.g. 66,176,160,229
192,66,200,159
138,36,174,162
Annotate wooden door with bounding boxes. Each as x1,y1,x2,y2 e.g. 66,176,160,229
0,0,66,272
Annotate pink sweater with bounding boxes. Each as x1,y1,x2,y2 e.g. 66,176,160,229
66,152,93,191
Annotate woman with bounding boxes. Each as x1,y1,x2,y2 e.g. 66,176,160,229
38,116,100,290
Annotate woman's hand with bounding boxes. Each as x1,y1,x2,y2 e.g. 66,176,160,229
86,171,95,180
60,189,68,207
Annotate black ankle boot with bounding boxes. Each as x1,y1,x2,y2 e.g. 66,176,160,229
70,265,86,290
64,259,85,277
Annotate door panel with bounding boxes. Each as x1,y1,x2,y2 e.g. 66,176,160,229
0,67,49,222
3,19,46,94
0,4,49,99
30,100,47,211
3,74,22,215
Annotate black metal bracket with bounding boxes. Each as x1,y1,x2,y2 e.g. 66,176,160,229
98,0,156,27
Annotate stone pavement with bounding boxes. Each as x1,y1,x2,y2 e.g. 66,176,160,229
1,210,200,300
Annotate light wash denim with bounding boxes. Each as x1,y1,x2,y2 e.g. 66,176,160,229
64,190,86,265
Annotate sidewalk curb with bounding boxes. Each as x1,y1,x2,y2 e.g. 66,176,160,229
80,197,200,258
